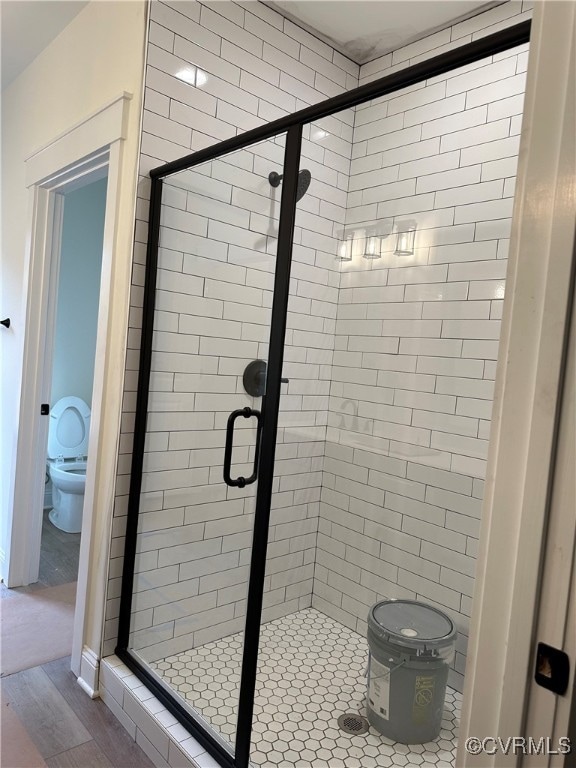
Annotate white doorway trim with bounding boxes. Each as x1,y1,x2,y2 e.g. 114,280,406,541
459,2,576,762
7,93,134,695
12,150,109,590
522,290,576,766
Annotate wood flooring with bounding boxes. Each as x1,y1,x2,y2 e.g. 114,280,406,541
1,657,153,768
1,513,79,677
1,520,151,765
39,510,81,587
1,582,76,676
0,509,80,601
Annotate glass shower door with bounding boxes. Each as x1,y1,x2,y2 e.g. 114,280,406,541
250,115,351,767
123,133,289,757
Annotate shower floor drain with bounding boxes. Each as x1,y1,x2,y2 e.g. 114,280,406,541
337,713,370,735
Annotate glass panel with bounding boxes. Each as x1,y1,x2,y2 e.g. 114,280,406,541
251,41,528,767
250,108,354,767
127,134,286,753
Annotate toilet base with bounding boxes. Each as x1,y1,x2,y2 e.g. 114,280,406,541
49,490,83,534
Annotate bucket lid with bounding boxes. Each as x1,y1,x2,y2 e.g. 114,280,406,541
368,600,456,651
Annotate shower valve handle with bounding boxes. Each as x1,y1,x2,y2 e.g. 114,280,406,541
223,407,262,488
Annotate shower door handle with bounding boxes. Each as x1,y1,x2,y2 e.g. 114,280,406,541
223,407,262,488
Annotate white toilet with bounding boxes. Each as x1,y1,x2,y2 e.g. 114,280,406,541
47,396,91,533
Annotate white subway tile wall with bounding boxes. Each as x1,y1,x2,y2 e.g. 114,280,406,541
319,7,528,691
106,0,529,701
106,0,355,667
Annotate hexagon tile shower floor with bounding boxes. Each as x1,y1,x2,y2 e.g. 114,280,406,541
149,608,461,767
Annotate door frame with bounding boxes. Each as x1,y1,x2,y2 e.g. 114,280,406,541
522,282,576,767
6,93,134,695
15,153,109,589
458,1,576,763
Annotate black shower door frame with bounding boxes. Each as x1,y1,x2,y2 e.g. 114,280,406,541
115,20,531,768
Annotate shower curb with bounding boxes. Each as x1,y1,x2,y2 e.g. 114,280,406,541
100,656,211,768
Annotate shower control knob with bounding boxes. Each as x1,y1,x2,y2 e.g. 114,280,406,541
243,360,267,397
243,360,289,397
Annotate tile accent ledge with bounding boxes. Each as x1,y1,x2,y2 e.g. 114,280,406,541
100,656,217,768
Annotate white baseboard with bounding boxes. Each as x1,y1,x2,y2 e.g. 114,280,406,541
77,646,100,698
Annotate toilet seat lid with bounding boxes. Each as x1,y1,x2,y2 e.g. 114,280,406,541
47,397,91,459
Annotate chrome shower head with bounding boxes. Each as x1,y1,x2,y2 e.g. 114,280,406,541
269,168,312,202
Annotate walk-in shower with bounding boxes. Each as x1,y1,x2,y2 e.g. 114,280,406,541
116,16,531,768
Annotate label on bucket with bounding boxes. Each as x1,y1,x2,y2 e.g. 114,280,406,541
412,674,436,724
368,657,390,721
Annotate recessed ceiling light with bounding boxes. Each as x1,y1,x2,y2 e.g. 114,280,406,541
195,69,208,87
175,67,195,85
312,128,329,141
175,67,208,88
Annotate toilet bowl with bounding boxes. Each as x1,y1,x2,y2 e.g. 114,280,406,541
47,396,91,533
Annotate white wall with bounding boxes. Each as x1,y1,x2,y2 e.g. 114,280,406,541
0,1,147,578
51,177,108,407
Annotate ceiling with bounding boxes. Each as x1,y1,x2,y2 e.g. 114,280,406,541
1,1,88,89
0,0,499,91
268,0,499,64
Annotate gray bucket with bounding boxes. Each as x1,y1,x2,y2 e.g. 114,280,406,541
367,600,456,744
